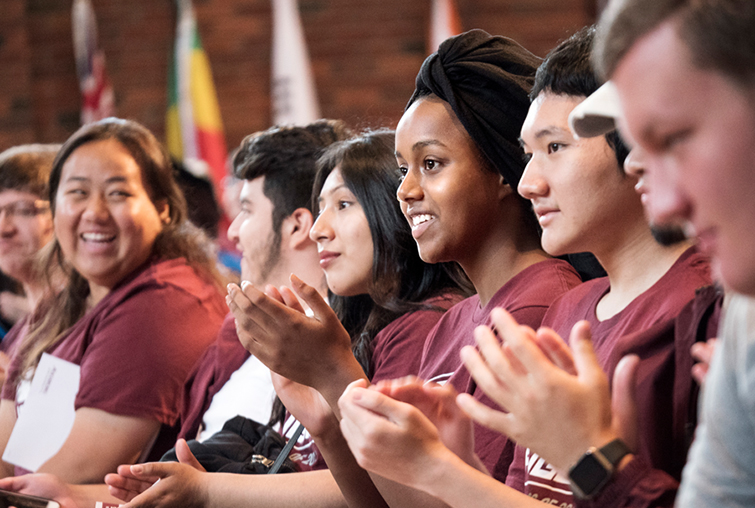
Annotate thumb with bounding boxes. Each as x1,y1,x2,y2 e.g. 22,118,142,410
290,274,332,322
175,439,206,472
611,354,640,451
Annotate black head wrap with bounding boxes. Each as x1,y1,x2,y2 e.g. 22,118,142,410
407,29,542,187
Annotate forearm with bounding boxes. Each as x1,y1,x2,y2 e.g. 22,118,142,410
388,448,541,508
206,469,347,508
70,484,122,508
314,429,388,508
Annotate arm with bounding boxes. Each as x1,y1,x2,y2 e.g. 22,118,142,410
107,463,347,508
0,399,18,477
338,380,544,508
38,407,160,484
227,276,367,415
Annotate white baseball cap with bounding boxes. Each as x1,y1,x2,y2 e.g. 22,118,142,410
568,81,623,138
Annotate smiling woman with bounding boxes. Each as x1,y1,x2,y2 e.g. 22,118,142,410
0,118,227,484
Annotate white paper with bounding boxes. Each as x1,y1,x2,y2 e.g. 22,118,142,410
3,353,80,471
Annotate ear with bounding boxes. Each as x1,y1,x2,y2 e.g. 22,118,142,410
497,174,514,200
281,208,315,250
156,199,171,225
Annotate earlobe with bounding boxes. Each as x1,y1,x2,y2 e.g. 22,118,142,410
498,175,514,200
157,200,171,225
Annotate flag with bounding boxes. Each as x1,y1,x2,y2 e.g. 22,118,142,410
271,0,320,125
167,0,227,192
72,0,116,125
428,0,462,54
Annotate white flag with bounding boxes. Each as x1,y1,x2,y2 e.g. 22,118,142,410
428,0,462,54
271,0,320,125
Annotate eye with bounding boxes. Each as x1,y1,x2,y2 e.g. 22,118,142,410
423,158,439,171
337,200,352,210
547,143,565,154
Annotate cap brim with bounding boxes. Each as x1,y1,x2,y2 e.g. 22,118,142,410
569,81,623,138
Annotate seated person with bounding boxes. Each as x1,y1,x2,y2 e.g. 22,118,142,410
0,144,60,354
0,118,227,484
336,25,711,508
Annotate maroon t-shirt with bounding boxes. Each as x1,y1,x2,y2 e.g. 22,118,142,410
178,314,251,441
417,259,583,481
2,257,226,464
506,247,712,505
288,294,463,472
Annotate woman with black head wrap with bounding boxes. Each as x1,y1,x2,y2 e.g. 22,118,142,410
337,29,582,508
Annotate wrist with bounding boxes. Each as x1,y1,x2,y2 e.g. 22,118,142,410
567,438,632,500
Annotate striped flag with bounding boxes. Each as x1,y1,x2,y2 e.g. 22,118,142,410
167,0,227,191
72,0,116,125
271,0,320,125
428,0,462,54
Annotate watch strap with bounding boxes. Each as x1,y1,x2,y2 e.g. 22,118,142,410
599,438,632,466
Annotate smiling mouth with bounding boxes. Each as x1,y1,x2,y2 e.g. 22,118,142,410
81,232,116,243
410,214,435,230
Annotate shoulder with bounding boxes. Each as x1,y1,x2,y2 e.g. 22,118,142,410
492,259,584,312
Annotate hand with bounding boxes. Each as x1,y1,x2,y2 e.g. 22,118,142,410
106,461,210,508
338,379,459,490
271,373,340,440
0,474,78,508
371,377,479,469
105,440,206,504
226,275,362,401
457,308,625,474
691,338,718,386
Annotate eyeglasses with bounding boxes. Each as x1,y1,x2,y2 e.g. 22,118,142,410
0,200,51,219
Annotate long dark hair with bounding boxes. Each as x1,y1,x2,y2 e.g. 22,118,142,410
17,118,223,382
312,130,472,377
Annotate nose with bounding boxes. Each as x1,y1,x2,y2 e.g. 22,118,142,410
397,167,423,204
642,156,693,226
517,158,548,200
623,147,646,180
0,210,17,236
81,194,111,222
227,212,242,243
309,208,334,244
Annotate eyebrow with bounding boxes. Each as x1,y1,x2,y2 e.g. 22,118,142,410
319,183,348,201
518,126,572,148
395,139,448,159
63,175,129,184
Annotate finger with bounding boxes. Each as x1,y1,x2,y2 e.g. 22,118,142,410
264,284,284,303
456,392,511,435
279,285,306,314
128,462,178,481
114,464,161,484
489,307,550,376
290,274,336,324
691,363,710,386
175,439,206,472
535,327,577,375
569,321,605,385
460,343,513,409
238,280,288,329
611,354,640,451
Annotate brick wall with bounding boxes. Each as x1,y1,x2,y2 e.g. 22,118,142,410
0,0,595,151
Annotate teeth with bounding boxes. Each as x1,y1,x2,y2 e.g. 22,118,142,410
411,214,434,228
81,232,115,242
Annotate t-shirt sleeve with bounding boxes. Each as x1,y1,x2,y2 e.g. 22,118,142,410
75,284,221,425
370,308,442,384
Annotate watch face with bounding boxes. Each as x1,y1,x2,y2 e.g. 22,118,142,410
570,451,610,498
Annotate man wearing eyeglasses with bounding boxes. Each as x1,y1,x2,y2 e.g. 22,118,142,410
0,144,59,364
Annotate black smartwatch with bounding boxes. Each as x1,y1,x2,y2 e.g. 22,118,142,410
568,439,631,499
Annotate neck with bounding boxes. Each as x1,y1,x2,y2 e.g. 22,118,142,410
594,223,692,321
460,230,550,307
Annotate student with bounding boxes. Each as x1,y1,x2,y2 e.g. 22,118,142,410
507,0,755,506
0,118,227,484
337,26,711,508
179,121,349,446
0,144,60,351
81,130,468,508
